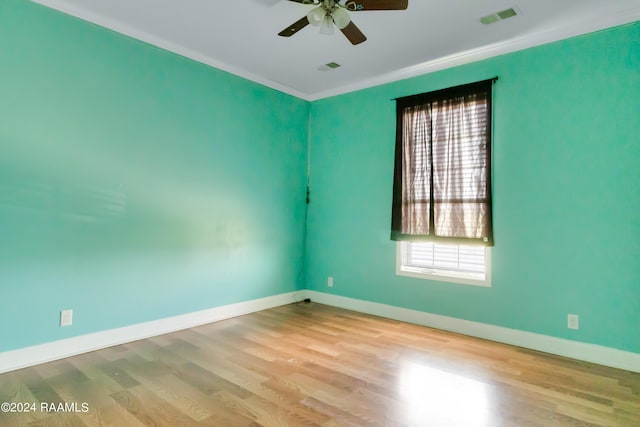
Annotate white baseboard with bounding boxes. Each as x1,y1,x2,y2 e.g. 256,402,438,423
305,290,640,373
0,291,302,374
3,290,638,374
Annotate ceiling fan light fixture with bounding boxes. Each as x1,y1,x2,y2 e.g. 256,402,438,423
279,0,408,45
307,6,325,26
332,7,351,29
319,14,335,35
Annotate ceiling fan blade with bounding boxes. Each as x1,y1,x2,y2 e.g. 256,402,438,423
278,16,311,37
340,20,367,45
344,0,408,11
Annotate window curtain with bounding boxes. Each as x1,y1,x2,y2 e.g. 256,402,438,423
391,79,495,246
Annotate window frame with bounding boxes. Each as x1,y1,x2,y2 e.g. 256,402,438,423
396,240,491,288
396,241,492,287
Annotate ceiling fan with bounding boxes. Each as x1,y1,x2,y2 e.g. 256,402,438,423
278,0,408,45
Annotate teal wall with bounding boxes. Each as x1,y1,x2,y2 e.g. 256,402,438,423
306,22,640,353
1,0,637,356
0,0,309,351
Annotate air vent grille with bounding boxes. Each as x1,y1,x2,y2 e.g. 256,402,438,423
317,62,342,71
480,7,518,25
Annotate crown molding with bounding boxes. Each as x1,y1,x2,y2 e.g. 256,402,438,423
307,9,640,100
30,1,640,101
30,0,310,100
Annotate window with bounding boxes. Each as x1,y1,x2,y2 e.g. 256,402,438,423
397,241,491,286
391,79,495,285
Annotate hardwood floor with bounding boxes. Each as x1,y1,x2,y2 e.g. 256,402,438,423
0,302,638,426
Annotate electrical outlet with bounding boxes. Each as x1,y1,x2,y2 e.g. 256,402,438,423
567,314,579,330
60,309,73,327
327,276,334,287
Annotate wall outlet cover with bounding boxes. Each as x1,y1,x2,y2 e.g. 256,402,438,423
568,314,579,330
60,309,73,327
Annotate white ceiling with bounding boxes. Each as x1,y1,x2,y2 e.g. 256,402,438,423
32,0,639,100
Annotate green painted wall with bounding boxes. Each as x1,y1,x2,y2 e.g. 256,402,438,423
306,22,640,353
0,1,309,351
1,0,637,357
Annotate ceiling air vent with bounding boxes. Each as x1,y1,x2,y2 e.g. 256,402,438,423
480,7,519,25
317,62,341,71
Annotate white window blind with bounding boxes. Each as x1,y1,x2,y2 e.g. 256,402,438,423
397,241,490,286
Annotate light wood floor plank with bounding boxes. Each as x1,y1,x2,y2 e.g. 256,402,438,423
0,302,638,426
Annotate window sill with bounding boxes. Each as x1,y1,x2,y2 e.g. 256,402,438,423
396,266,491,287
